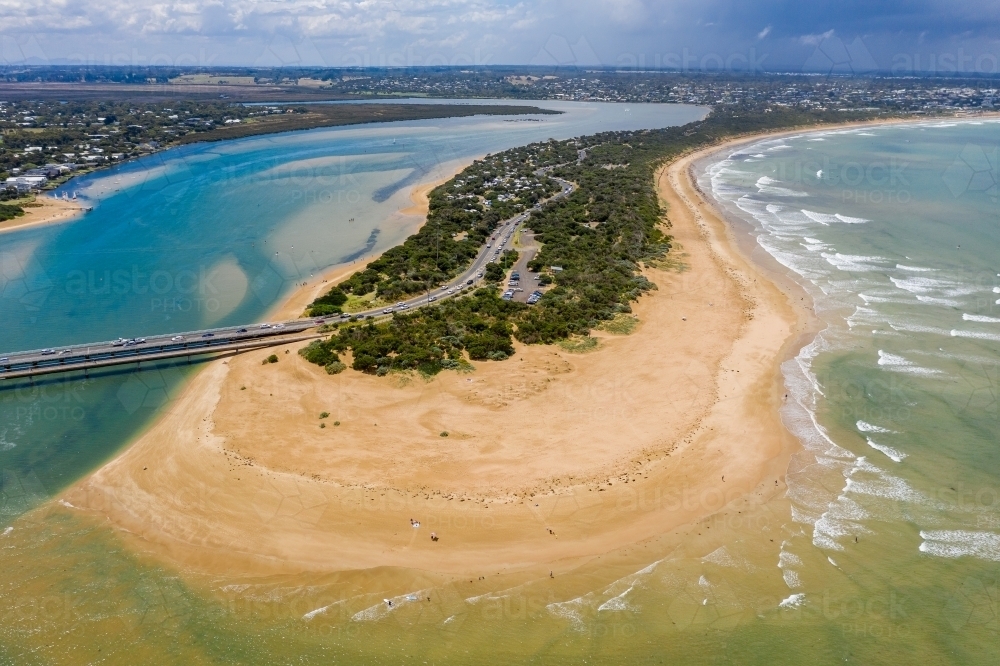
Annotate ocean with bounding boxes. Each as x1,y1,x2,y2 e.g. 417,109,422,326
1,114,997,664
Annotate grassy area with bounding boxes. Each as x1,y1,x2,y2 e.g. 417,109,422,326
557,336,600,353
598,314,640,335
0,202,24,222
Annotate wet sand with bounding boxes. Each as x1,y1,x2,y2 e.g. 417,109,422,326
62,138,809,579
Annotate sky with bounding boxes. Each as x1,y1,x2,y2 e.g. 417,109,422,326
1,0,999,75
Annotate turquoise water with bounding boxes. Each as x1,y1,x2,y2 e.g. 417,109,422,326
0,100,706,513
702,120,1000,658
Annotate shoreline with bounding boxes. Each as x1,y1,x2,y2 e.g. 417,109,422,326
264,160,475,322
0,196,87,235
59,126,808,580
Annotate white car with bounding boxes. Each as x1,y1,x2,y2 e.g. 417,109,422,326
273,323,284,329
171,335,183,341
383,308,393,314
259,323,271,329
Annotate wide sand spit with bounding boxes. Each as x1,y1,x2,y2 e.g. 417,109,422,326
62,134,815,578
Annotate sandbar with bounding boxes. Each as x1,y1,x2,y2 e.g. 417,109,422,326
62,134,811,579
0,196,86,235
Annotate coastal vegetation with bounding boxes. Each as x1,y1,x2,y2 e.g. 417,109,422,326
300,104,884,375
319,150,564,307
0,202,24,221
303,105,883,377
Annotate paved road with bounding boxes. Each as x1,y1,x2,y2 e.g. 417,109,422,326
506,229,542,303
0,320,325,379
342,175,574,316
0,175,576,380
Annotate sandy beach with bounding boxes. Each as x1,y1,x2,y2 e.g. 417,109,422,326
0,196,86,235
62,133,811,579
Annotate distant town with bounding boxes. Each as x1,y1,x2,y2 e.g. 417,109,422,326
2,67,998,199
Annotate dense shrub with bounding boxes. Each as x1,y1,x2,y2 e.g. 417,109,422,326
302,107,845,376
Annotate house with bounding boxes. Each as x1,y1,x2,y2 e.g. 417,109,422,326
5,175,47,192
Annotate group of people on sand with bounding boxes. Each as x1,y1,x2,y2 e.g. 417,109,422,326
410,518,439,541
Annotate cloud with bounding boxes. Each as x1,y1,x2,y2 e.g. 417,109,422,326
0,0,998,70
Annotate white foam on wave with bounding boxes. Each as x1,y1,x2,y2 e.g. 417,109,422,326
846,458,926,503
856,420,896,434
888,322,955,337
782,569,802,589
546,595,592,631
963,313,1000,323
877,349,943,375
597,585,637,612
822,252,886,272
303,600,344,621
756,176,809,197
866,438,907,463
801,209,869,225
801,209,837,225
779,593,806,609
897,264,935,272
351,589,427,622
919,530,1000,562
951,329,1000,342
891,276,978,303
858,292,914,305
